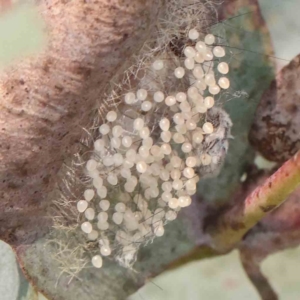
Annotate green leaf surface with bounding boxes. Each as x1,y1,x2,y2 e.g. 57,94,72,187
196,1,275,203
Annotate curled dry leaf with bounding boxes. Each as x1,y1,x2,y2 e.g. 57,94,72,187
249,54,300,162
0,0,161,246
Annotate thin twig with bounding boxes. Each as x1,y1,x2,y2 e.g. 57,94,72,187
240,249,278,300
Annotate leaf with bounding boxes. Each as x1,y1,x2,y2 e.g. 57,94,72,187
249,54,300,162
195,0,275,204
0,0,162,245
12,1,277,300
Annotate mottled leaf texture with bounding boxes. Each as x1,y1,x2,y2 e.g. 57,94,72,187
195,0,274,204
0,0,277,299
250,54,300,162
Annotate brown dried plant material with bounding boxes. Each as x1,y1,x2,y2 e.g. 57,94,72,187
0,0,161,246
249,54,300,162
240,249,278,300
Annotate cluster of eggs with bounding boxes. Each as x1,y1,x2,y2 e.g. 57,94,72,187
77,29,230,269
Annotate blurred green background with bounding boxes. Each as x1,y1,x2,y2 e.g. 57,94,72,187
0,3,45,68
1,1,300,299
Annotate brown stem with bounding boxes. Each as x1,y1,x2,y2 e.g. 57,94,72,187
240,250,278,300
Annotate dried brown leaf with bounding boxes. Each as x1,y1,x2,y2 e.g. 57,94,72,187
250,54,300,162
